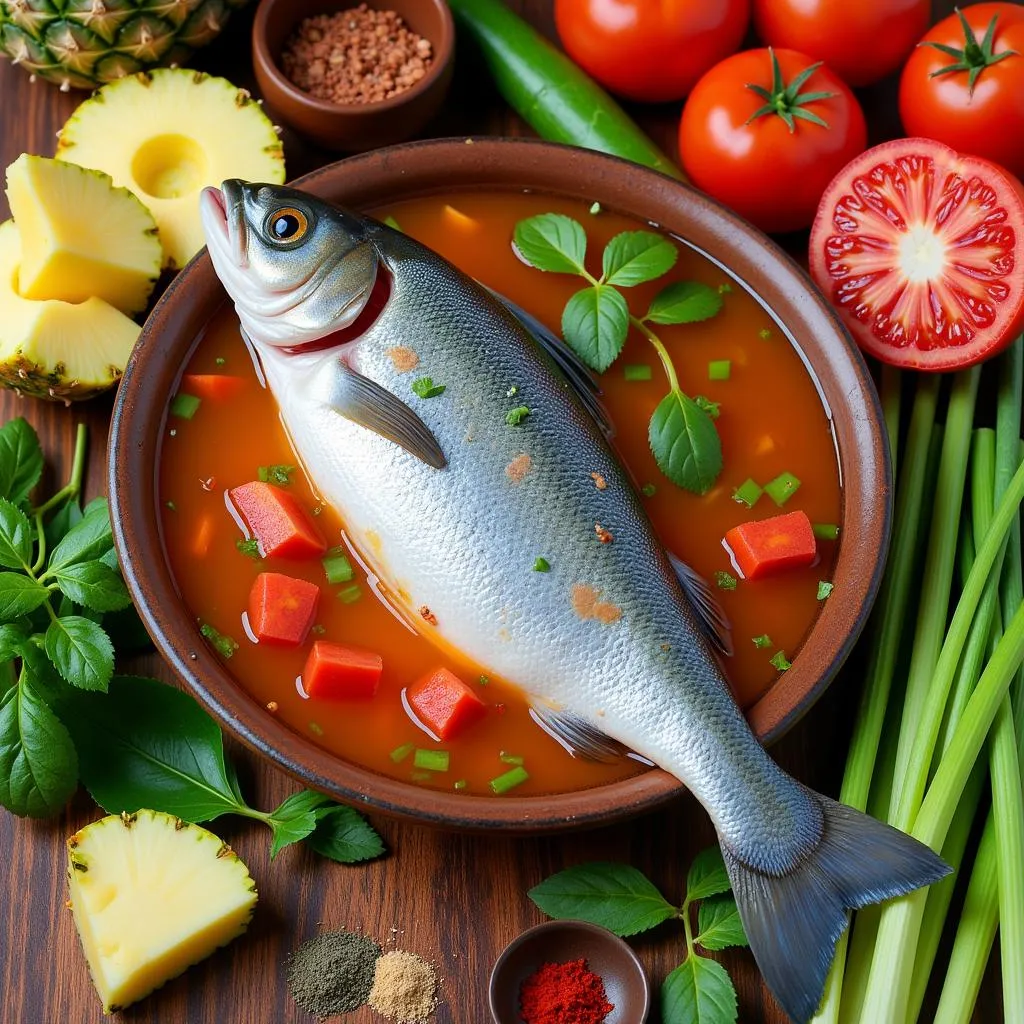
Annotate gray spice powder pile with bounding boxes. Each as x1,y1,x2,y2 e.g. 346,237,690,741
286,929,382,1016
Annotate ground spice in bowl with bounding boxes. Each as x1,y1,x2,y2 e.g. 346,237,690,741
519,958,614,1024
368,949,439,1022
286,929,382,1016
281,5,434,106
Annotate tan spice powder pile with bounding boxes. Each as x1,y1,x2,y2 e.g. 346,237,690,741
367,949,438,1022
281,5,434,105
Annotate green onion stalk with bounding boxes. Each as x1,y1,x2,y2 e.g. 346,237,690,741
810,374,938,1024
859,451,1024,1023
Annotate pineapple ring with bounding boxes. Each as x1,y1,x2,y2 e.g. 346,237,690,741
56,69,286,270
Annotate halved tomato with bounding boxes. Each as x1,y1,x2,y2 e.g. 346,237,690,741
809,139,1024,371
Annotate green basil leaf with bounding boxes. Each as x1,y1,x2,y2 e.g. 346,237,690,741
602,230,678,287
687,847,732,901
53,561,131,612
44,500,83,550
61,676,248,822
0,669,78,817
649,391,723,496
661,954,737,1024
528,862,676,937
0,573,49,621
305,804,386,864
47,503,112,572
18,636,69,706
562,285,629,373
0,499,34,570
0,418,43,509
513,214,588,275
44,615,114,692
645,281,724,325
0,622,28,662
267,789,334,858
696,895,748,951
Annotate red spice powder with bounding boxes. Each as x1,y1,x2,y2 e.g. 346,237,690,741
519,958,614,1024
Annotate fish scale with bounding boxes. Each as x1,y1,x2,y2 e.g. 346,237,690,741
202,179,951,1024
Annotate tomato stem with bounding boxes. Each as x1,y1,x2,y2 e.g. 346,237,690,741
745,47,836,133
924,10,1018,96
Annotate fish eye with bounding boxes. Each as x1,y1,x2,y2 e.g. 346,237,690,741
267,207,308,243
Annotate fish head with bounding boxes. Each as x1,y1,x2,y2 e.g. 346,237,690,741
200,179,380,349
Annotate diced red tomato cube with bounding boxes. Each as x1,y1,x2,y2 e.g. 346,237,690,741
406,667,487,741
180,374,244,401
229,481,326,559
248,572,319,646
303,642,382,700
724,510,817,580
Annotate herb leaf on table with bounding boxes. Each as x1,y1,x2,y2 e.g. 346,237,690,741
512,212,725,494
0,417,43,508
44,615,115,692
528,850,748,1024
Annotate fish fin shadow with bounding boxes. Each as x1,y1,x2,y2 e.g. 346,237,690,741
720,790,950,1024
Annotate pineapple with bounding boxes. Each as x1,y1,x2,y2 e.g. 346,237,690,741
0,0,251,91
57,68,286,269
0,219,139,400
6,153,161,315
67,810,258,1014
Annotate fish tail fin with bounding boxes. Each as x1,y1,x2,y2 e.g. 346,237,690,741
719,790,950,1024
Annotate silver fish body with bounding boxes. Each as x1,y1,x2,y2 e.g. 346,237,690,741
201,180,949,1024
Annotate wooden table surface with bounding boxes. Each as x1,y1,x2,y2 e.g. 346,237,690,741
0,2,999,1023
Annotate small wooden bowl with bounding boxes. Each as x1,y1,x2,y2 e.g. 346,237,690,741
252,0,454,152
489,921,651,1024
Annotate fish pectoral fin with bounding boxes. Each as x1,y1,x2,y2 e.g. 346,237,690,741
484,286,614,438
529,702,626,763
669,553,734,657
328,361,447,469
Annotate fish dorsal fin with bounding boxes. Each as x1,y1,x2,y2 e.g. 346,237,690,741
326,361,447,469
529,702,626,763
668,553,734,657
485,287,613,437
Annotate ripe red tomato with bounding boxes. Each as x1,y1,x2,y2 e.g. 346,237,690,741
554,0,750,103
809,139,1024,371
752,0,929,87
679,49,867,234
900,3,1024,179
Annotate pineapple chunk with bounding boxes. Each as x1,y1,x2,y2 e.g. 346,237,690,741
57,69,286,270
6,154,161,315
67,810,258,1014
0,221,139,401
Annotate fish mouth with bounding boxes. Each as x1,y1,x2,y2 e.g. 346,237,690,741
199,181,248,269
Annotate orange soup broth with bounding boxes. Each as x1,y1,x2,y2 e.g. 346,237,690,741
159,191,841,797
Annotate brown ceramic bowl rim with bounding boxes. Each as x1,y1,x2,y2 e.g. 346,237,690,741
488,920,651,1023
251,0,455,117
109,137,891,834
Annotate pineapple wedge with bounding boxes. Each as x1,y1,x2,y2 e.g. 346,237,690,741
57,69,286,270
6,154,161,315
67,810,258,1014
0,220,139,401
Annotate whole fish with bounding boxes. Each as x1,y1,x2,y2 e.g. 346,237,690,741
200,180,948,1023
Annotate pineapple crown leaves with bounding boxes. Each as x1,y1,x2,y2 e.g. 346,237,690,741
923,8,1019,95
0,417,384,866
745,48,837,133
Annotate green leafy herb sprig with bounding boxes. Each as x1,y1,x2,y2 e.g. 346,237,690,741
513,213,724,495
528,853,748,1024
0,418,384,866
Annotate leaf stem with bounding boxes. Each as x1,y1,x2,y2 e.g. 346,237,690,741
32,423,88,517
681,894,695,959
30,511,46,576
631,315,679,392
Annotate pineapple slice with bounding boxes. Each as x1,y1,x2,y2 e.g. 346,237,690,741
6,154,161,315
0,220,139,401
67,810,258,1014
56,68,286,270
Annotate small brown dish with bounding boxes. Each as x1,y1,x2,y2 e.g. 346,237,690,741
252,0,455,152
109,138,890,833
489,920,650,1024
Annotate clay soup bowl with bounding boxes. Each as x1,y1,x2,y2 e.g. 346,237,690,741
109,138,891,833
